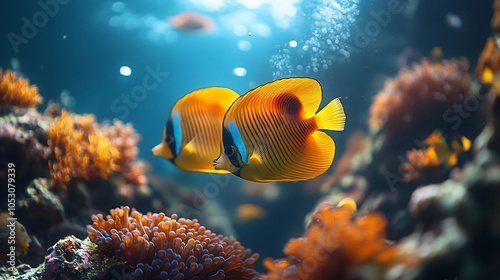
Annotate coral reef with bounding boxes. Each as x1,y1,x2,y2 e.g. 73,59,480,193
319,131,366,192
87,206,259,279
262,204,394,280
368,58,472,146
476,37,500,88
41,235,127,280
0,108,51,189
0,263,43,280
47,110,120,189
384,95,500,280
18,179,64,234
492,0,500,35
101,119,148,187
0,212,31,262
0,69,43,108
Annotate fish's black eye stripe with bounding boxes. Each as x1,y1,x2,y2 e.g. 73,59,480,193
165,116,177,159
222,126,243,168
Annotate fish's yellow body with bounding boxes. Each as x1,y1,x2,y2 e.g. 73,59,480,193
214,77,346,182
153,87,239,173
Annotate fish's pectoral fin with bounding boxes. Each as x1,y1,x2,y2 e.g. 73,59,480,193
248,153,262,165
182,137,198,156
315,98,346,131
152,142,174,159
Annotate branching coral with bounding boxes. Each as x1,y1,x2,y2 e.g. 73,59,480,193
87,206,259,280
262,204,394,280
47,111,119,189
368,59,471,144
101,120,147,187
0,69,43,108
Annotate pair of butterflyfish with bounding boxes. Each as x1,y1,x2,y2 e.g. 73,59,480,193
152,78,346,182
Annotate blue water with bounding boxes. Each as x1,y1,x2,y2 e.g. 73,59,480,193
1,0,491,267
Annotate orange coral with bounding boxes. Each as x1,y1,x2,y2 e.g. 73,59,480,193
402,149,429,182
262,204,394,280
47,111,119,189
368,59,471,144
0,69,43,108
87,206,259,279
101,120,147,186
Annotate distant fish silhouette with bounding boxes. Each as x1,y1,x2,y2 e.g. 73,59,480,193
168,12,215,32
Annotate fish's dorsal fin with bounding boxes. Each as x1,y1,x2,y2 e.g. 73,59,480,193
425,131,445,146
179,87,239,111
315,98,346,131
247,78,322,118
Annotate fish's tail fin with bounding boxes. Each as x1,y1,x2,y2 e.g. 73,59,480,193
315,97,346,131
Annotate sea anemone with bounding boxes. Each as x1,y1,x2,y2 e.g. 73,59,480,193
87,206,260,280
0,69,43,108
262,204,394,280
368,59,471,145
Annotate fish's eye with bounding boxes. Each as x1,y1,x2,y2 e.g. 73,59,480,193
224,145,236,156
165,135,174,144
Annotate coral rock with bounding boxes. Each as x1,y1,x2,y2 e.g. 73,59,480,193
18,178,64,233
41,235,126,280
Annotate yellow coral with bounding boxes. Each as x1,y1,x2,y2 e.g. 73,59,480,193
0,69,43,107
47,111,119,189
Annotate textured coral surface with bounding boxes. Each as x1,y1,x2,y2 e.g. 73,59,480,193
263,205,394,280
0,69,43,108
87,206,260,279
47,111,119,189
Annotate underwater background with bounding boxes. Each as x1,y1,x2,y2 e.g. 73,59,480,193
1,0,499,279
